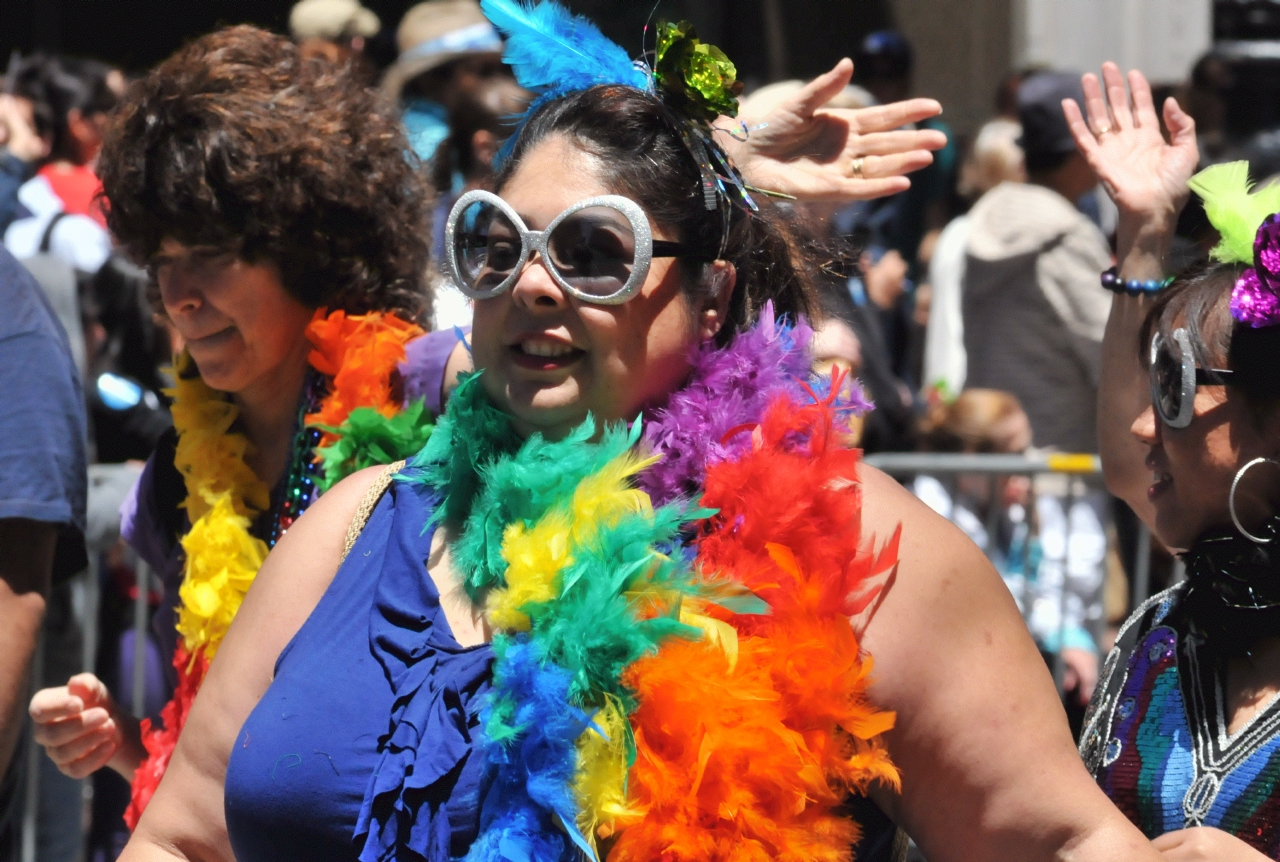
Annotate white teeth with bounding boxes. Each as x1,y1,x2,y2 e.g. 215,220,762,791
520,340,575,358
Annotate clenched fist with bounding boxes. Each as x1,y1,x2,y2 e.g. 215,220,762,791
29,673,144,780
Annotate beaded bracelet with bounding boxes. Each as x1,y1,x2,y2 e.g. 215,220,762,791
1100,266,1174,295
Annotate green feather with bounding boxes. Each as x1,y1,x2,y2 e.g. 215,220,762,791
312,399,436,493
1188,161,1280,264
400,372,520,532
407,369,760,758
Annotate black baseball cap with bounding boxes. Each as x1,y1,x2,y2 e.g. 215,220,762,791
1017,71,1086,172
854,31,913,82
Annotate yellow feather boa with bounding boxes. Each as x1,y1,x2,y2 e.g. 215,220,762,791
168,351,270,660
127,309,424,831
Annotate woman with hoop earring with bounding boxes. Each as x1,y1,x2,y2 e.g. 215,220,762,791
1064,62,1280,860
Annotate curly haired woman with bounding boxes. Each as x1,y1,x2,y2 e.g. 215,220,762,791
27,25,437,819
27,18,950,833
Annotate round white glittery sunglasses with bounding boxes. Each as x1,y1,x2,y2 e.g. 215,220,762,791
444,190,712,305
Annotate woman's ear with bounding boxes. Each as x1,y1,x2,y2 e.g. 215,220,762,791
698,260,736,340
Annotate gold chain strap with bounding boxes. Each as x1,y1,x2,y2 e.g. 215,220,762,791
340,460,406,563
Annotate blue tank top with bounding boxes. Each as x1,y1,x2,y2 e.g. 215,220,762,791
223,473,900,861
224,479,494,862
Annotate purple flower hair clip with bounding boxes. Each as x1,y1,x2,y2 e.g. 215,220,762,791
1233,212,1280,328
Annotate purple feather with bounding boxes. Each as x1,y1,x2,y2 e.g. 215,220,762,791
637,303,872,508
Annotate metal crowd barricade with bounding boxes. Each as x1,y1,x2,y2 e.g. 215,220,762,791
863,451,1153,693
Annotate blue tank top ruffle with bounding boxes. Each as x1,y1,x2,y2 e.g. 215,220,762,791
225,479,493,862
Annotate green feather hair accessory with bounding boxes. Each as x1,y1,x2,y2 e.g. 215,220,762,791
653,21,743,124
1188,161,1280,265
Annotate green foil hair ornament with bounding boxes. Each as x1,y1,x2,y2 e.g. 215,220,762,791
653,20,743,124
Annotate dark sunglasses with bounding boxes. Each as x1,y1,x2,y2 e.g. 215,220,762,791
1149,328,1236,429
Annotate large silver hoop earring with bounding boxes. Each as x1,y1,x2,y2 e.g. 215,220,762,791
1229,457,1280,544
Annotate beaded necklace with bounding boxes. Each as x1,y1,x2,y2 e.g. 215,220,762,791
268,370,327,547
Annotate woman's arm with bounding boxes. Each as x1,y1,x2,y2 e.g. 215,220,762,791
119,467,383,861
856,465,1162,861
1062,63,1200,526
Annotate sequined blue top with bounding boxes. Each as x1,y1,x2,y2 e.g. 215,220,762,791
1082,584,1280,855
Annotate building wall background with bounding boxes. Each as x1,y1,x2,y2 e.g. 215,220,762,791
1016,0,1211,84
890,0,1015,136
0,0,1215,140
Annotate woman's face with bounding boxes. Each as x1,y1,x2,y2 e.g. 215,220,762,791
1134,383,1280,551
470,134,721,439
153,239,314,395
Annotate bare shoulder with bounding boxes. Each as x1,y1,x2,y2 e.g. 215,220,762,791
853,461,1028,678
856,462,995,577
221,464,394,673
250,466,390,613
850,463,1123,859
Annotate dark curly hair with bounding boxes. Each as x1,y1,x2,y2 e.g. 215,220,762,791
99,25,431,321
493,86,820,345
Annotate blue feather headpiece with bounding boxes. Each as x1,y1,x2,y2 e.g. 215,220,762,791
479,0,760,214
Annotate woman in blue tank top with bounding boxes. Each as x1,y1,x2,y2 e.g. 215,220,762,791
112,5,1166,862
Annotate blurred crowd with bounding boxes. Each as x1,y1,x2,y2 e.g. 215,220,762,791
0,1,1261,859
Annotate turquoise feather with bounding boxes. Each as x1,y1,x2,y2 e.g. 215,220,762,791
480,0,650,101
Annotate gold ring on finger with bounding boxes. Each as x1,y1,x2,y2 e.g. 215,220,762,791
1095,124,1114,139
850,156,866,178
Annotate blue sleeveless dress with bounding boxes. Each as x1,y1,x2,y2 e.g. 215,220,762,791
224,479,494,862
223,471,902,861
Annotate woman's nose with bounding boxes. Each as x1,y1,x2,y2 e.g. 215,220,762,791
509,254,568,311
1131,405,1160,445
158,268,202,316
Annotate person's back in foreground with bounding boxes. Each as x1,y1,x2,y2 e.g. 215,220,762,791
963,71,1111,456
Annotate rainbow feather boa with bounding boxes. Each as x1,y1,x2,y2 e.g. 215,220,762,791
126,310,429,828
397,305,896,862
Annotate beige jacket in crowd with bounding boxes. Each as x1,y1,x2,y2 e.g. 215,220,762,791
961,181,1113,454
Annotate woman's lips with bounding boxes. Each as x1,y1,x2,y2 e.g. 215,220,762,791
508,337,585,371
186,326,237,351
1148,470,1173,501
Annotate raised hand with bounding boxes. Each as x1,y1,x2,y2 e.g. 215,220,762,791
29,672,144,780
1062,63,1199,235
720,58,948,202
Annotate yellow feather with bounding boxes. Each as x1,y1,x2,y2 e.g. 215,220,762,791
680,605,741,672
574,696,638,850
491,510,575,630
488,452,659,632
166,352,270,521
176,491,268,657
570,452,657,543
